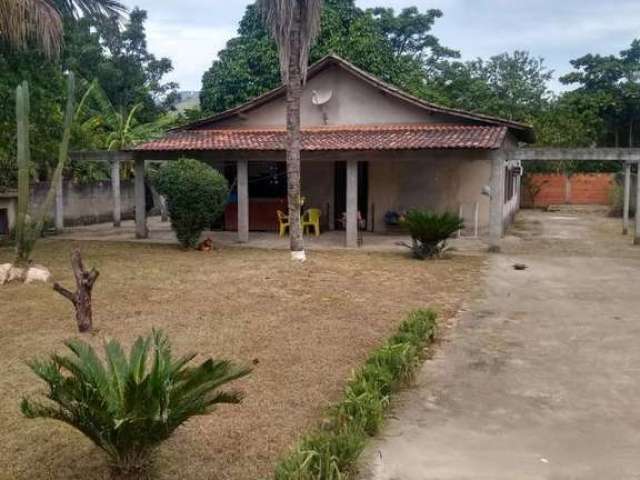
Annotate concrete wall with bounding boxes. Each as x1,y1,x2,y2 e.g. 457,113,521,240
215,64,474,129
301,161,334,229
367,150,492,235
31,180,135,226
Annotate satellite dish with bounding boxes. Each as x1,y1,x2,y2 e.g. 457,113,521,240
312,89,333,106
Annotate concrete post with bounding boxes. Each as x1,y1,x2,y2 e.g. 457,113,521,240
635,164,640,245
623,162,631,235
55,175,64,230
111,159,121,227
488,150,506,252
237,159,249,243
346,159,358,247
135,158,148,239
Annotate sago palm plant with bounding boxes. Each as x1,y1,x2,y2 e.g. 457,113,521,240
401,209,464,259
21,329,251,479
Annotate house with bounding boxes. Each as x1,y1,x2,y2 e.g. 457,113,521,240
134,54,534,248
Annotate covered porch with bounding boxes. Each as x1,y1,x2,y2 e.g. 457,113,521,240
69,124,513,249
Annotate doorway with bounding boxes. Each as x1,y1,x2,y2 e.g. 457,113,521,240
334,161,368,230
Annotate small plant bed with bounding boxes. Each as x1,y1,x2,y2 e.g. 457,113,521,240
275,309,437,479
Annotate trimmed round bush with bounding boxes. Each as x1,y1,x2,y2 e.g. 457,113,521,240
154,158,229,248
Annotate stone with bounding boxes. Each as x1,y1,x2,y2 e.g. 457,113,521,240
25,265,52,284
0,263,12,285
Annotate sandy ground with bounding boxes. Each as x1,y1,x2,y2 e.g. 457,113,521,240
360,208,640,480
0,240,482,480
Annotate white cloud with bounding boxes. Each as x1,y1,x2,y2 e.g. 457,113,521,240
145,22,235,90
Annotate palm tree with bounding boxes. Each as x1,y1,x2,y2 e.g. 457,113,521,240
258,0,324,262
0,0,125,59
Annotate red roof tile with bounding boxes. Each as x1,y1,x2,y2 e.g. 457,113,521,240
134,124,507,152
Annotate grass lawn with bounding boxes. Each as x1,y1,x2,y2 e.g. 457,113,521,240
0,239,483,480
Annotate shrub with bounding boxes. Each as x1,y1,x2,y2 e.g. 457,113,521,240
401,209,464,259
154,158,229,248
275,309,437,480
21,329,251,479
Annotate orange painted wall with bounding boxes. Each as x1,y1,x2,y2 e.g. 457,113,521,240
521,173,614,207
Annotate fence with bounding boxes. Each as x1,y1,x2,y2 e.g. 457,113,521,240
31,180,135,226
521,173,614,208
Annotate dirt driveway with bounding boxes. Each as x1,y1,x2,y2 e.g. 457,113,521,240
360,208,640,480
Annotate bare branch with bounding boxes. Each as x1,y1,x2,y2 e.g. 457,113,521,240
53,282,76,304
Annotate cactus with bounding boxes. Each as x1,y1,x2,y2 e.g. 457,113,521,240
14,73,75,265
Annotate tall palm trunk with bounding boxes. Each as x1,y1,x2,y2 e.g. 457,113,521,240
286,3,304,258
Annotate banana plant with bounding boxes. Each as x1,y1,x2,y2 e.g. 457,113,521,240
14,73,75,265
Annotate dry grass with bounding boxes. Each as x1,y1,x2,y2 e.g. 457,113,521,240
0,239,483,480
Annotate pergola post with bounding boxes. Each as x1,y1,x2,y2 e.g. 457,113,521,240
623,162,631,235
111,158,121,227
488,150,506,252
55,174,64,230
135,157,148,239
237,159,249,243
346,159,358,247
635,164,640,245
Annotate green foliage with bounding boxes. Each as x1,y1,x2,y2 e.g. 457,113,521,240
154,159,229,248
275,309,437,480
200,0,455,114
560,39,640,149
21,329,251,478
0,47,66,185
400,209,464,259
0,8,177,188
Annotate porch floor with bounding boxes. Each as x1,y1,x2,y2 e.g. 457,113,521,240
55,216,488,253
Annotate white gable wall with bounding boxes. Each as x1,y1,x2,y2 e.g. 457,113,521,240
213,65,470,129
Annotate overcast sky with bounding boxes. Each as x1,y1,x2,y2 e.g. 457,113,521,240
124,0,640,92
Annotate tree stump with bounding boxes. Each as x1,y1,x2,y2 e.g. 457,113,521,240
53,249,99,333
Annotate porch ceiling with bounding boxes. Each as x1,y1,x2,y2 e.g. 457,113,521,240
133,124,507,153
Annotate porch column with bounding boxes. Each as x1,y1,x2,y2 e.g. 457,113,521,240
488,150,506,252
135,157,148,239
55,174,64,230
635,163,640,245
111,158,121,227
346,159,358,247
237,158,249,243
623,162,631,235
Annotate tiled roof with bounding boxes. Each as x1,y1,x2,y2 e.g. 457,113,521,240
134,124,508,152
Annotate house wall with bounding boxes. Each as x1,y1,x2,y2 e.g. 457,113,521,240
367,150,493,235
214,64,472,129
301,161,334,229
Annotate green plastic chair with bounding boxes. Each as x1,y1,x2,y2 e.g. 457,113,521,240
302,208,321,236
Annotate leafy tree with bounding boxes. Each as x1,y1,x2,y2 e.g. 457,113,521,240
21,330,251,479
366,6,459,71
560,39,640,148
64,9,179,122
154,159,229,248
0,47,65,186
432,51,552,122
200,0,455,114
